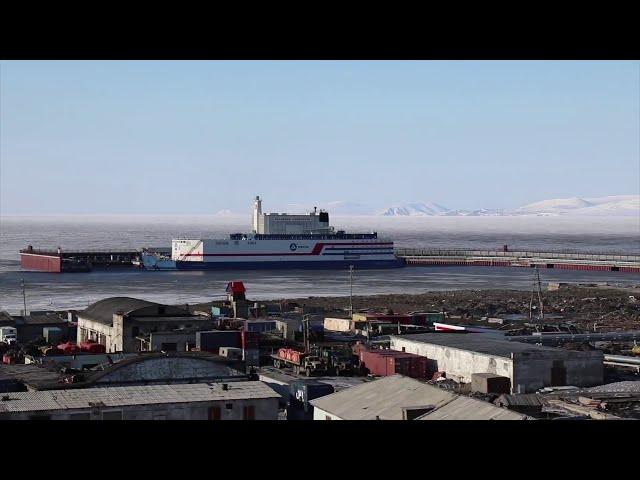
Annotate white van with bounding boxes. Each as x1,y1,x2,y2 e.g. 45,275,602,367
0,326,17,345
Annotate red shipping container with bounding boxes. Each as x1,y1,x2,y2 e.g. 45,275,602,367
360,350,427,378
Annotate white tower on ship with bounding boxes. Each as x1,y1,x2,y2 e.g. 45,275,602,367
252,195,262,233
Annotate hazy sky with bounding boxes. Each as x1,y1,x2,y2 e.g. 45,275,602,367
1,61,638,214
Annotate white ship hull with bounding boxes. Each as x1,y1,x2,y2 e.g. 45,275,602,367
142,237,404,270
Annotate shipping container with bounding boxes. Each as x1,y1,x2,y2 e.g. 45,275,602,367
196,330,242,353
360,349,428,378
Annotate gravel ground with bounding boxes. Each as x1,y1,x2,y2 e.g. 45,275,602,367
587,381,640,393
282,286,640,332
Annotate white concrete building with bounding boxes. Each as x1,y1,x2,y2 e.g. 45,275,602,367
389,333,604,393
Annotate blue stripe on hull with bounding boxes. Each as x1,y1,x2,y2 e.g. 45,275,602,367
173,259,406,270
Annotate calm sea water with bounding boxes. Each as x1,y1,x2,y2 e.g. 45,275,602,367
1,215,639,312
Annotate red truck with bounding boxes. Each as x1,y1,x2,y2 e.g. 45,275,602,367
271,348,326,376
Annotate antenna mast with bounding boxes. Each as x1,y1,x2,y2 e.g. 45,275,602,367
21,278,27,315
348,265,354,318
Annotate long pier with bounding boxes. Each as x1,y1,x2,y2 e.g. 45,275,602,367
19,245,640,273
395,248,640,273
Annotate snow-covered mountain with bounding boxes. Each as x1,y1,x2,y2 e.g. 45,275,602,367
380,202,450,216
516,195,639,216
516,197,594,214
442,208,506,217
378,195,639,217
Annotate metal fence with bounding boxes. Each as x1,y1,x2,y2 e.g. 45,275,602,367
394,248,640,263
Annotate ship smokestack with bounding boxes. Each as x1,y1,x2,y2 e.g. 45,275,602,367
252,195,262,234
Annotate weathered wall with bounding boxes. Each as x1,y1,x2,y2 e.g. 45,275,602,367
512,351,603,393
77,317,116,352
148,332,197,352
391,338,604,394
390,337,513,385
78,314,217,353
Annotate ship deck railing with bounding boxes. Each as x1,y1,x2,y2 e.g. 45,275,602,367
228,233,381,240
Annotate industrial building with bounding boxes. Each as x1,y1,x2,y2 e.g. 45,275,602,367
76,297,216,353
309,375,529,420
389,333,604,393
252,195,331,235
0,382,280,420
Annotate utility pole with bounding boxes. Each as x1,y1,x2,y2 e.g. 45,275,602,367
528,267,544,324
349,265,354,318
21,278,27,316
303,314,310,354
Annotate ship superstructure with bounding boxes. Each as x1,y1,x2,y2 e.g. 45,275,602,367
141,196,404,270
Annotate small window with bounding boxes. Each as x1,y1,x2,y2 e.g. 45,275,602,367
101,410,123,420
225,403,233,410
325,415,332,421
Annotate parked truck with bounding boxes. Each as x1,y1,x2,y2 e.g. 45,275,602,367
317,346,356,376
0,327,17,345
271,348,326,376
